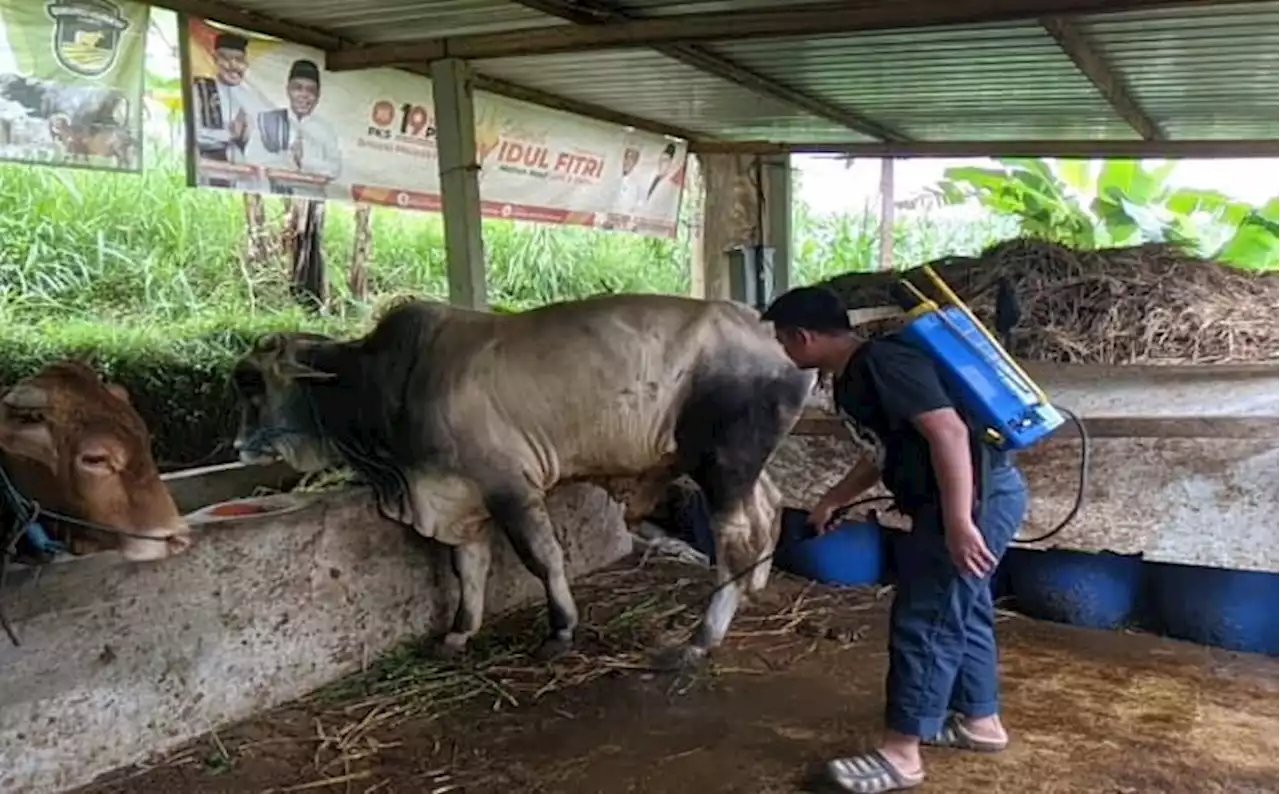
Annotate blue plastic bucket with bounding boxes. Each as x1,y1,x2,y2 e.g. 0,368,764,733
1145,561,1279,657
773,507,886,586
1005,547,1145,630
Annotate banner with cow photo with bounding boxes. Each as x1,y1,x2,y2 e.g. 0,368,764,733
0,0,148,172
179,16,689,238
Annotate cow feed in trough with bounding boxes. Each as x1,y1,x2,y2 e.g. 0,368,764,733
231,293,815,670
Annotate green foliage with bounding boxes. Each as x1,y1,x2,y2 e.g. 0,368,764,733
932,158,1280,270
0,310,354,467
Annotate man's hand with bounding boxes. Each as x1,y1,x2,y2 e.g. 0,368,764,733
290,135,304,168
945,517,997,578
807,496,844,535
229,110,248,146
807,458,881,535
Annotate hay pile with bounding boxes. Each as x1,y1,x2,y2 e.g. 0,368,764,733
822,237,1279,366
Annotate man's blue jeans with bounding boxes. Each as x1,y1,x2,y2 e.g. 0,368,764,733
884,463,1029,739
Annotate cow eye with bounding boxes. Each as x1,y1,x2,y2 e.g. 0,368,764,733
233,366,265,395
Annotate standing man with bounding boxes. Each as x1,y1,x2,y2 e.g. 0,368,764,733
761,286,1029,794
190,32,265,189
245,59,342,198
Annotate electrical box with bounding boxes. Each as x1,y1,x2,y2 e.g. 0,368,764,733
726,245,775,311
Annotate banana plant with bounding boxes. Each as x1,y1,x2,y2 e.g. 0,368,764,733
930,158,1278,270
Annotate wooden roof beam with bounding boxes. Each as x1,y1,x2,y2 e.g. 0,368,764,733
148,0,704,142
325,0,1247,69
688,139,1280,158
149,0,344,50
507,0,906,142
1040,15,1164,140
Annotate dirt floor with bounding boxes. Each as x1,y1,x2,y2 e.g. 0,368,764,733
76,558,1279,794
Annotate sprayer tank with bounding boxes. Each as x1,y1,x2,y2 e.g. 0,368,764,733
900,305,1065,452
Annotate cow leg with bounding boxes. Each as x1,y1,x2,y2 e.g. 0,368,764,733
485,489,579,661
652,497,758,672
435,538,492,659
653,370,808,672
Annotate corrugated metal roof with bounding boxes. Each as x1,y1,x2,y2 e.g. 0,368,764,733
705,21,1140,141
223,0,566,41
1077,3,1279,140
208,0,1278,145
474,49,869,141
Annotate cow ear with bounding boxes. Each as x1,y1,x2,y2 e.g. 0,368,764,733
256,333,289,354
106,383,131,405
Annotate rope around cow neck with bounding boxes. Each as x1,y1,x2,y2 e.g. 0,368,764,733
0,461,184,647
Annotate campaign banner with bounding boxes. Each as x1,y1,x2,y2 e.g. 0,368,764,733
181,17,688,237
0,0,148,172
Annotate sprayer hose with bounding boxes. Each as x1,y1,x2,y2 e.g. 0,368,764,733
1011,404,1088,545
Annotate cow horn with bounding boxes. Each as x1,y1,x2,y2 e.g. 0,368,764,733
277,359,337,381
2,384,49,410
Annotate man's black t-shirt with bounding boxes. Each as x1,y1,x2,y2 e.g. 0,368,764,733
833,332,975,515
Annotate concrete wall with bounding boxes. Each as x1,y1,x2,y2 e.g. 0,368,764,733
0,483,631,794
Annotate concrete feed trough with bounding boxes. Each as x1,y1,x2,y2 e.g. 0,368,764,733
0,466,633,794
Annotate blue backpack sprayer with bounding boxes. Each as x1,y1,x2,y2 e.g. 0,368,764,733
887,265,1089,545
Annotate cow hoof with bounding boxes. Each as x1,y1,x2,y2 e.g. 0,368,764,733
427,634,470,661
533,635,573,662
650,643,708,672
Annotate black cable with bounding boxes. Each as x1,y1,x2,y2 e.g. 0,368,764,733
1011,404,1088,545
701,494,897,602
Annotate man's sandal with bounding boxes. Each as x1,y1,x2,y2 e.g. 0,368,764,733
922,713,1008,752
824,750,925,793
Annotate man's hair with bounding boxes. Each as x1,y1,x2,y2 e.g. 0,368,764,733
214,33,248,54
288,59,321,86
762,286,852,333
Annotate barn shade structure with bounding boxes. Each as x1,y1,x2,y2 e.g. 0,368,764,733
153,0,1277,154
152,0,1279,304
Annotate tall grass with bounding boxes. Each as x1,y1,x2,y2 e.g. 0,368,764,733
0,147,1016,336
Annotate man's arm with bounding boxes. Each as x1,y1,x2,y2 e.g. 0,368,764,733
299,120,342,180
822,456,882,509
191,88,230,152
912,407,975,533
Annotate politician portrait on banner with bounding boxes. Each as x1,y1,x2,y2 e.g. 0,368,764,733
0,0,148,173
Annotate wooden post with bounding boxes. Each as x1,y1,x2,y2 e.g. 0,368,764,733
687,154,706,298
430,57,487,309
763,151,791,296
348,203,373,302
878,157,895,271
287,198,328,312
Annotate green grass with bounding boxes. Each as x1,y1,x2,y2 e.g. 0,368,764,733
0,148,1016,331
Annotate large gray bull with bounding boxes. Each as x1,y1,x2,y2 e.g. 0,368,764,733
232,294,814,668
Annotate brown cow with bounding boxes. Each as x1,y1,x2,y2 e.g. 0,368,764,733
0,361,192,563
